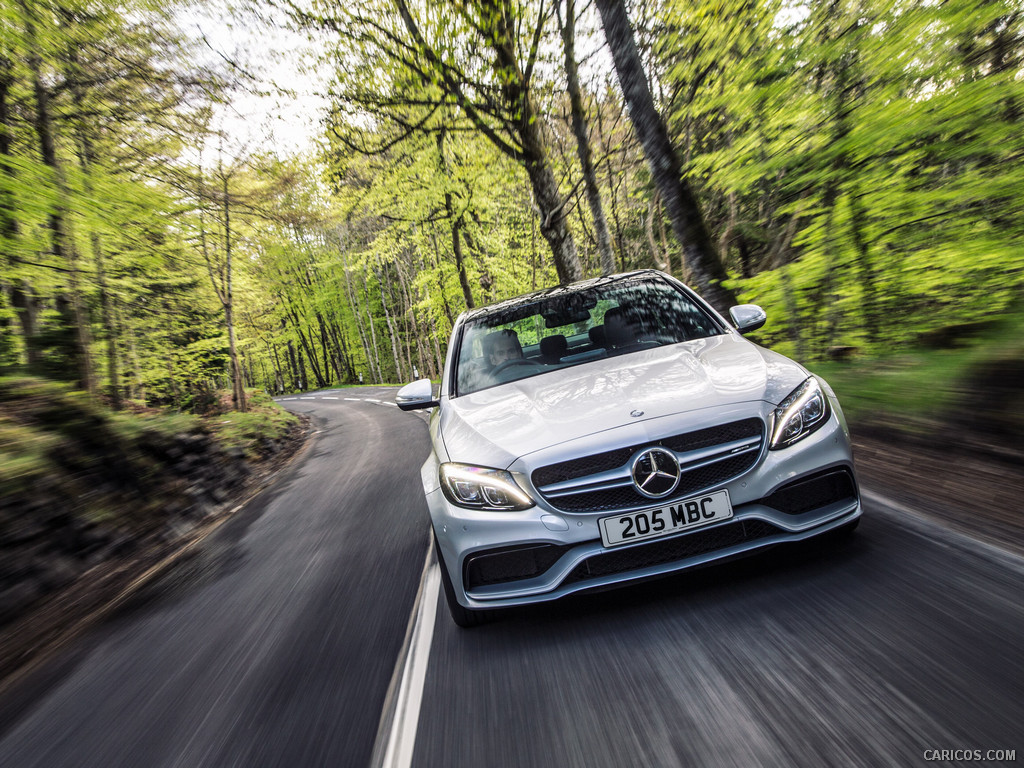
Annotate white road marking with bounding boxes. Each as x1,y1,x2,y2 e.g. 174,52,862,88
300,396,317,400
365,398,381,403
371,545,440,768
864,489,1024,572
344,398,361,401
281,397,298,401
322,396,339,400
382,402,398,407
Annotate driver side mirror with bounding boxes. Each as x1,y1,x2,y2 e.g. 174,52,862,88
396,378,440,411
729,304,767,335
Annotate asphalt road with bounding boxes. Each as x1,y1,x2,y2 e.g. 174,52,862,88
0,388,1021,768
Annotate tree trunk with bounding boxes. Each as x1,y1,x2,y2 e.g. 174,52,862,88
76,141,121,408
437,130,475,308
602,152,628,272
125,306,144,403
269,342,284,393
286,338,301,391
416,240,446,375
0,58,22,368
328,280,355,381
292,317,326,389
338,237,377,383
326,319,351,382
521,133,582,286
295,342,308,391
428,228,455,326
315,313,333,383
845,190,880,343
490,2,582,285
392,258,416,377
375,259,404,383
645,190,670,272
594,0,737,312
319,313,343,382
91,234,121,408
359,262,384,383
165,355,180,408
220,169,247,411
396,257,429,378
559,0,616,275
9,284,41,368
1,55,19,275
19,0,95,394
66,43,122,407
395,0,583,285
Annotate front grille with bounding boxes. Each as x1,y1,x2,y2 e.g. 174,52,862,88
533,419,763,488
464,543,573,590
533,419,764,513
762,469,857,515
563,520,780,584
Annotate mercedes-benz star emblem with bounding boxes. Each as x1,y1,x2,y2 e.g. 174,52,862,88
631,447,681,498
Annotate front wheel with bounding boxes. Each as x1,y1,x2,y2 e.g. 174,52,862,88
434,532,490,628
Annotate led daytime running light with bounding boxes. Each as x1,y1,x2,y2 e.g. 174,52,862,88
771,377,829,449
439,463,535,510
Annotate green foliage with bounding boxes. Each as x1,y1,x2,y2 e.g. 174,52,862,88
205,389,301,457
810,309,1024,442
0,376,297,525
661,0,1024,359
2,0,1020,432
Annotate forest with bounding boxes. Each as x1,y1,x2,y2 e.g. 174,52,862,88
1,0,1022,412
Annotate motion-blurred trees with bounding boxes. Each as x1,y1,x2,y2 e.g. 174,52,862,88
0,0,229,407
283,0,586,284
658,0,1024,356
1,0,1020,402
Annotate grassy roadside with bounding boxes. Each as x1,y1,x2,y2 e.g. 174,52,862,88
808,312,1024,448
0,378,300,531
202,390,302,458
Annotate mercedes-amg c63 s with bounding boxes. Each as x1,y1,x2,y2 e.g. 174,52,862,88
396,270,860,626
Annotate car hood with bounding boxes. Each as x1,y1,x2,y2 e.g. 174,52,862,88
439,334,809,468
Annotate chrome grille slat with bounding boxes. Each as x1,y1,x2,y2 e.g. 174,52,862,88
532,418,765,513
675,436,762,468
677,443,760,475
538,466,632,496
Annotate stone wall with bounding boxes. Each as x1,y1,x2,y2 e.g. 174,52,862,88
0,430,262,629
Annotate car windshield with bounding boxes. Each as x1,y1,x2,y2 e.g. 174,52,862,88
454,277,724,396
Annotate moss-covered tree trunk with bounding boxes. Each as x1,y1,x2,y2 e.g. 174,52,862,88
594,0,737,312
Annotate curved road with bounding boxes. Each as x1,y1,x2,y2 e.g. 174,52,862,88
0,388,1021,768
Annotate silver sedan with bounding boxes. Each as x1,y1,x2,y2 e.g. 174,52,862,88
397,270,860,626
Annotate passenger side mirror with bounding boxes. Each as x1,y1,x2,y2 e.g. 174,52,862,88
729,304,767,334
396,378,440,411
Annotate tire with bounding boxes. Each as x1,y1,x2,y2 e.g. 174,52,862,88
433,532,488,628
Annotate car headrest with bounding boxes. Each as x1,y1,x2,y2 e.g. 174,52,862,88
603,306,637,347
540,334,568,360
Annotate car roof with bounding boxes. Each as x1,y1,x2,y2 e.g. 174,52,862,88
459,270,669,324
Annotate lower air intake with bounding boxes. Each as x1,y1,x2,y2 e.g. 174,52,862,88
563,520,780,584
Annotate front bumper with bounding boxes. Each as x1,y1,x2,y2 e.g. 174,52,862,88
427,405,859,609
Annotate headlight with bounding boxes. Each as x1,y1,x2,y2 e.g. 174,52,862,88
439,463,535,511
770,377,830,449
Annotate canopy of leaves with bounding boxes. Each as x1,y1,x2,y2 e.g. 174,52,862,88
1,0,1020,406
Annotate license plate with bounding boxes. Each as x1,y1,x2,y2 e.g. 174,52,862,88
599,490,733,548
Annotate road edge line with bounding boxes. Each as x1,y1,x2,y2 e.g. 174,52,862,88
863,488,1024,572
369,540,439,768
